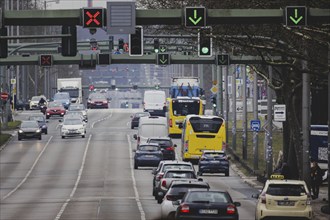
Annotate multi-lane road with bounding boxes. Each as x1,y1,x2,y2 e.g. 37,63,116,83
1,109,258,220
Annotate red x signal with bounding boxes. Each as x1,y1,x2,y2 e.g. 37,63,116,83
83,8,104,28
39,55,53,67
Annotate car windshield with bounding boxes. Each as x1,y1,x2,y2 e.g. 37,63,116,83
28,116,44,122
165,171,194,178
163,164,192,171
69,105,85,110
204,152,226,158
31,96,41,101
67,111,83,116
138,146,159,151
266,184,307,196
49,102,62,107
186,192,229,203
21,121,39,128
169,185,209,198
63,119,83,125
149,139,172,147
54,93,69,100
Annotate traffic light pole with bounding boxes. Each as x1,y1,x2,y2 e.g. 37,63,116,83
232,66,237,151
242,65,248,160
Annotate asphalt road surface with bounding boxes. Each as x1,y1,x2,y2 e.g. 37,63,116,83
0,109,258,220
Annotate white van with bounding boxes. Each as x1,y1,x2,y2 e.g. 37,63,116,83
133,116,168,145
143,90,166,116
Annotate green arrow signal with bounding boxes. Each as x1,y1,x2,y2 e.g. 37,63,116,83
219,56,227,64
188,9,202,25
289,9,303,25
160,55,168,64
160,46,166,53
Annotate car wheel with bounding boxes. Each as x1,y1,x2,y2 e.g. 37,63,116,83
46,116,49,119
225,171,229,176
134,162,138,169
45,130,48,135
62,136,65,139
131,125,134,129
82,135,85,138
157,197,162,204
167,212,175,220
38,136,42,140
152,188,156,196
18,137,21,141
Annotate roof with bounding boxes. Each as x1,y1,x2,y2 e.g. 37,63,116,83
170,180,209,187
185,114,224,120
266,179,308,185
160,160,192,165
148,136,172,141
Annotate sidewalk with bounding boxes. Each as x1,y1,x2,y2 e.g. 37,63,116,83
231,163,329,220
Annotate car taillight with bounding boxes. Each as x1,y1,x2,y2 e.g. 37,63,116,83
169,119,172,127
165,147,174,151
156,173,163,181
179,204,189,213
161,179,166,187
226,205,236,214
103,101,107,104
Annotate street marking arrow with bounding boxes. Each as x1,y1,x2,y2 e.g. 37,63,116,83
189,10,202,25
289,9,303,25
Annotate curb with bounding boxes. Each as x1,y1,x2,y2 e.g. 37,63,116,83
0,131,16,152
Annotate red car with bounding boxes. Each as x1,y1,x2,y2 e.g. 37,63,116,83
46,101,66,119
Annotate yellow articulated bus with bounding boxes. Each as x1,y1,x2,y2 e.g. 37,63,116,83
166,97,203,137
181,115,226,162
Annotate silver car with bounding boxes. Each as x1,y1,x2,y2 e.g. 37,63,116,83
160,180,210,220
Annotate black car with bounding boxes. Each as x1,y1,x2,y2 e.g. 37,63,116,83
134,143,163,169
130,112,150,129
198,150,230,176
18,120,42,140
175,189,241,220
147,137,177,160
28,114,48,134
15,99,30,110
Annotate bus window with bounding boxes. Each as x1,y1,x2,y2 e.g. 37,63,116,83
189,117,223,133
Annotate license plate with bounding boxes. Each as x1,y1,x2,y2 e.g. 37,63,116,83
144,155,155,157
278,201,295,206
199,209,218,214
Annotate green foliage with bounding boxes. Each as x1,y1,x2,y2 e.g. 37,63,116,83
0,134,11,146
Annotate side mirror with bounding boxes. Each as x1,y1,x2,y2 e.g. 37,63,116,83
227,156,231,160
133,134,137,140
197,178,203,181
59,119,62,122
173,144,177,148
252,194,259,199
152,168,157,175
133,149,136,152
233,202,241,207
130,115,133,118
178,124,183,129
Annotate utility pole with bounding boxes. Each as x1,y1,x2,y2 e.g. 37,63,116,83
242,65,248,160
232,65,237,151
224,65,229,149
302,53,311,190
253,67,259,170
266,65,273,178
217,65,223,117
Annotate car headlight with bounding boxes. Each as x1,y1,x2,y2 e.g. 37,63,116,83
61,127,68,132
42,125,47,128
36,129,41,133
65,102,69,104
18,130,23,133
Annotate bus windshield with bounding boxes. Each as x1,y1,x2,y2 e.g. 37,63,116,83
172,100,200,116
190,117,223,133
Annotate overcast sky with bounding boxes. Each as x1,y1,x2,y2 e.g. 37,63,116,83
48,0,112,9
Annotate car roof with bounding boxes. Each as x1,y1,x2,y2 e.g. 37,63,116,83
161,160,192,165
164,168,195,173
187,189,227,193
266,179,308,185
138,143,160,147
148,136,172,141
170,180,209,187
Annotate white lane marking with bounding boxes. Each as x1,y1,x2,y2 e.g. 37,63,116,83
127,134,146,220
91,109,113,128
1,136,54,201
54,134,92,220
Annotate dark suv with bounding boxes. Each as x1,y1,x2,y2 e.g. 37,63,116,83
147,137,176,160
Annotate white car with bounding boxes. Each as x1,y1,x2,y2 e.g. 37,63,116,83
160,180,210,220
60,117,86,139
29,95,47,110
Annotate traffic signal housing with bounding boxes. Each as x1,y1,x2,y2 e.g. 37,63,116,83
39,54,53,67
118,38,124,50
198,27,212,57
154,39,160,53
62,25,77,57
82,8,104,28
211,95,217,108
0,27,8,58
129,26,143,56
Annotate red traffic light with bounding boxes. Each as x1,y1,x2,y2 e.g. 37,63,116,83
89,85,95,91
83,8,104,28
39,54,53,67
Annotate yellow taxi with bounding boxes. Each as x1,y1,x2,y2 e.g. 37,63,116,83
253,175,313,220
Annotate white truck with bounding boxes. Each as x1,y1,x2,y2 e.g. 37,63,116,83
57,78,82,104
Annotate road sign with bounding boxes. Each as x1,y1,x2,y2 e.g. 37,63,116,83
274,104,286,121
39,54,53,67
285,6,307,26
10,78,16,84
157,53,170,66
210,85,218,94
82,8,104,28
185,7,206,28
159,45,167,53
107,1,136,34
250,120,261,132
1,92,9,101
216,54,230,66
